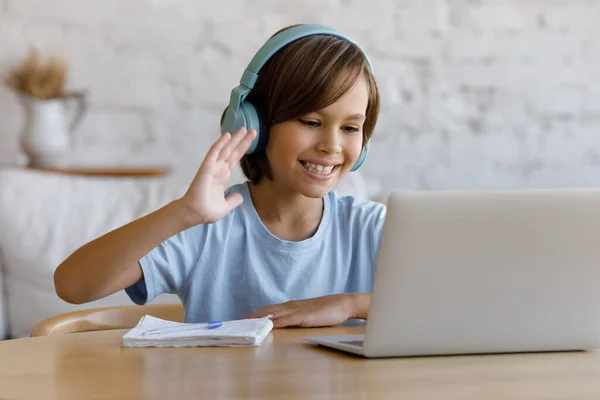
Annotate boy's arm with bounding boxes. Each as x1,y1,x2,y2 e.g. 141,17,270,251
349,293,371,320
54,200,195,304
54,127,256,305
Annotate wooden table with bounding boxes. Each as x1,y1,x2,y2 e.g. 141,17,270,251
2,326,600,399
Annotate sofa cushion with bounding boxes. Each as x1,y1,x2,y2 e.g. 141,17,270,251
0,167,187,280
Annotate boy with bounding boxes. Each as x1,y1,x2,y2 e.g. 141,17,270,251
54,24,386,328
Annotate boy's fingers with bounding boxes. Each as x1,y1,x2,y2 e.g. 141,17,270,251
272,313,304,328
268,307,297,320
246,300,289,319
224,193,244,212
246,307,270,319
207,132,231,161
218,126,248,161
228,129,257,169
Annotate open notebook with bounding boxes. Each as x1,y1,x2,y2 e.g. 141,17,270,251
121,315,274,348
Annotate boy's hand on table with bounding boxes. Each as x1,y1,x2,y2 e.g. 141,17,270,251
246,293,370,328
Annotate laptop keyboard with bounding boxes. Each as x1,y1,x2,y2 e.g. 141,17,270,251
340,340,364,347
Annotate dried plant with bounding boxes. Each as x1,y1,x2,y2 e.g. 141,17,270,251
4,48,68,100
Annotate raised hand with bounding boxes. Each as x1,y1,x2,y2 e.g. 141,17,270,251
178,126,257,226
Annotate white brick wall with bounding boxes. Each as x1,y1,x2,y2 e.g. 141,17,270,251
1,0,600,197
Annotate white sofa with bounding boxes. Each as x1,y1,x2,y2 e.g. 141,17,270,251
0,166,372,340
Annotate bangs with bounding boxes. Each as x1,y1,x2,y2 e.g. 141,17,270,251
314,64,364,116
264,35,374,127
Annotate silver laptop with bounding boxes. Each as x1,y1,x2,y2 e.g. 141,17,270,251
304,187,600,358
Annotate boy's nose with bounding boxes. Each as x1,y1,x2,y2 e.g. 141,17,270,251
317,129,342,154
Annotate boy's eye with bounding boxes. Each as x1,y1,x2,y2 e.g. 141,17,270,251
342,126,360,133
299,119,320,128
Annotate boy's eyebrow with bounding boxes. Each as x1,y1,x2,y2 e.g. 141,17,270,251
312,111,366,120
347,113,366,120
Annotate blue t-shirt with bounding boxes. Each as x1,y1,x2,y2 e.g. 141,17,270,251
125,181,386,323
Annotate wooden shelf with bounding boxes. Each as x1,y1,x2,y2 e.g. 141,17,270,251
27,165,171,177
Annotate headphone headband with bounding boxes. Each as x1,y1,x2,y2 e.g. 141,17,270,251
240,24,373,90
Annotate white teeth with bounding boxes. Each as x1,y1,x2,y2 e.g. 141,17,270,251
303,161,335,175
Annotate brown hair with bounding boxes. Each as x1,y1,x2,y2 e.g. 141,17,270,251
225,25,380,184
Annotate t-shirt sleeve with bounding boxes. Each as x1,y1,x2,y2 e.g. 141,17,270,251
125,223,208,305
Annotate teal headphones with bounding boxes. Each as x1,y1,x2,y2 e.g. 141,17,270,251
220,24,373,172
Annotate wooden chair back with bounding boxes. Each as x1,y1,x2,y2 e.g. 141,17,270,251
30,304,184,337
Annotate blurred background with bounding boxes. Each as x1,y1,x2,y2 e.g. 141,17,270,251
2,0,600,196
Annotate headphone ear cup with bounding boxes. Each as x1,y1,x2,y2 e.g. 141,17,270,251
240,100,269,154
221,106,242,136
350,140,369,172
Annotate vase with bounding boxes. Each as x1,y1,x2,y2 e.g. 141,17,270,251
18,91,87,168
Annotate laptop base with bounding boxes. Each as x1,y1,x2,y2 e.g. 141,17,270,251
303,334,365,356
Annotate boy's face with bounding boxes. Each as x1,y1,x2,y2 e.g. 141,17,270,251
265,75,369,199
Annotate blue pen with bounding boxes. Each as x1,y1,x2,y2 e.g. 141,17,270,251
141,321,223,337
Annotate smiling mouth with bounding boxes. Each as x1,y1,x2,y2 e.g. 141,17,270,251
300,161,341,175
